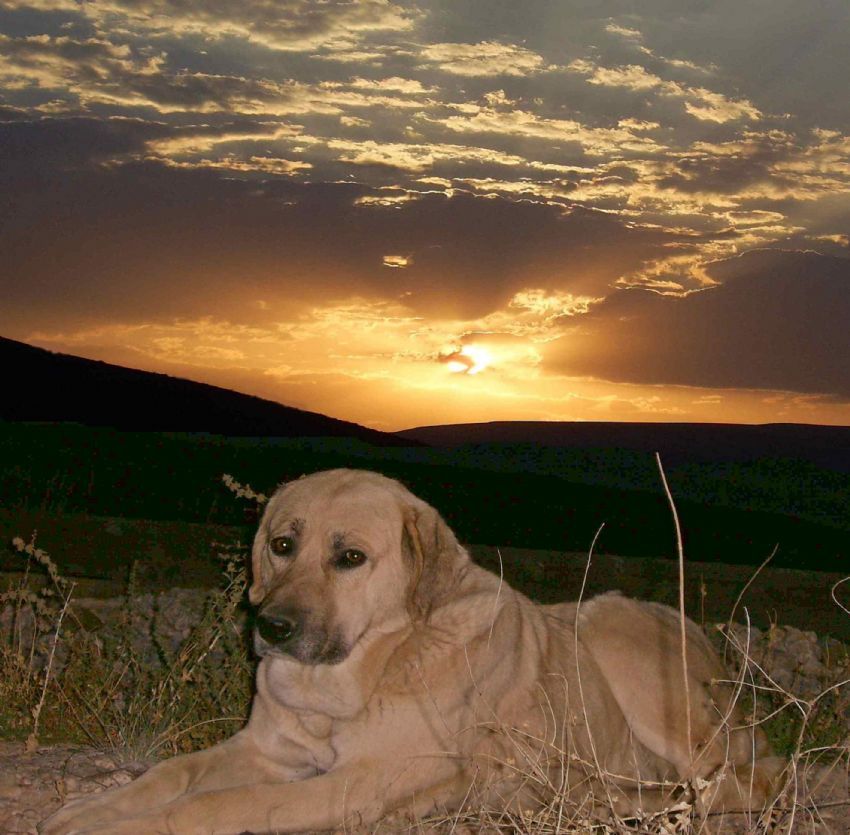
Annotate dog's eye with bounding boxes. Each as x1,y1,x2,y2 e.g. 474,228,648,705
336,549,367,570
269,536,294,557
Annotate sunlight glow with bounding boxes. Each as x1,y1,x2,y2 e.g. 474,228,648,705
448,344,493,375
382,254,412,268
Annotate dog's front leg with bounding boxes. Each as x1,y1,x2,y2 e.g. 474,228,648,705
39,729,301,835
64,761,387,835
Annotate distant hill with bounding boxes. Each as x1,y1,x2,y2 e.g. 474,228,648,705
398,421,850,472
0,336,411,446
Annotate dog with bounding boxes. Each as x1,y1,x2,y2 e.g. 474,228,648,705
41,468,786,834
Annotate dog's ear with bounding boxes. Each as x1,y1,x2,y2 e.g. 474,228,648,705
249,483,289,605
403,503,468,620
248,517,270,605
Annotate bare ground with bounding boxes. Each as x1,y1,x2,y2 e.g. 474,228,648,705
0,741,149,834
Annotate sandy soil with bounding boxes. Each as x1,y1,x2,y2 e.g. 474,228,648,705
0,742,149,834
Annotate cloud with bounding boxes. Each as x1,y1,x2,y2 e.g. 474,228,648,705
604,23,643,42
418,41,551,77
0,33,429,117
683,89,762,123
0,113,316,181
343,76,435,94
146,122,303,158
320,133,605,175
164,155,312,175
650,130,850,205
0,120,680,327
568,57,761,123
547,250,850,398
0,33,163,106
78,0,420,53
509,288,597,319
436,103,664,157
0,114,168,167
382,254,412,268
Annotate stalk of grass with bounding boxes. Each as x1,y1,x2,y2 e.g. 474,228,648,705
655,452,693,768
27,577,73,751
2,530,254,757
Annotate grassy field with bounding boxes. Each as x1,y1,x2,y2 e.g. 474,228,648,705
3,422,849,573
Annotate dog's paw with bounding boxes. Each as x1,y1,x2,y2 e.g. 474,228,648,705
39,799,124,835
39,803,84,835
40,812,169,835
80,818,170,835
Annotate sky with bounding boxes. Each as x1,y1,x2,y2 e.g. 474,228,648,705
1,0,849,431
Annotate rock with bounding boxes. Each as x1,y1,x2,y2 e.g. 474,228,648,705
714,622,846,701
1,587,248,673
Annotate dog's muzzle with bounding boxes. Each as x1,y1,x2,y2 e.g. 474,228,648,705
255,607,300,649
254,606,349,665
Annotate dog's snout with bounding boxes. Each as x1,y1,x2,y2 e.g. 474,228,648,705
256,609,300,646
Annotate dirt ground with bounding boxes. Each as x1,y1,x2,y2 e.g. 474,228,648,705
0,741,149,834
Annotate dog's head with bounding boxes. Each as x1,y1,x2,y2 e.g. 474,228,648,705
250,469,468,665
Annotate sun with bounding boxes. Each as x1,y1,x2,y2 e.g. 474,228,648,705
447,344,493,375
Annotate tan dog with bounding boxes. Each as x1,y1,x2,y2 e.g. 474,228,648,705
42,469,785,834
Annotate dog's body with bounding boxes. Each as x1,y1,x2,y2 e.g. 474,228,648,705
43,469,785,834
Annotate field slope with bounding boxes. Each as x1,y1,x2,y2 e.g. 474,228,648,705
1,335,409,446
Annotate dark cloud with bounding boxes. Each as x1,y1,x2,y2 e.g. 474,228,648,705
549,250,850,398
0,114,290,182
655,139,795,195
0,115,165,168
0,135,679,330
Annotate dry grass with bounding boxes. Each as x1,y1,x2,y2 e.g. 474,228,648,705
1,471,848,833
0,535,253,759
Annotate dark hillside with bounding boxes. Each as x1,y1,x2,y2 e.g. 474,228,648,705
0,336,410,446
399,421,850,472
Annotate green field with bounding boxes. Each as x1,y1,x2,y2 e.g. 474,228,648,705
2,422,849,580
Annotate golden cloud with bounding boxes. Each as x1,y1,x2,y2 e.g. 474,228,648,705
568,57,761,123
419,41,551,77
80,0,420,53
382,254,412,268
437,104,664,156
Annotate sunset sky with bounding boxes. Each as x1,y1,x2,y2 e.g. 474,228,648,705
1,1,849,430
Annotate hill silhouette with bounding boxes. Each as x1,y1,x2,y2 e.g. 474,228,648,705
1,337,848,573
399,420,850,473
0,336,410,445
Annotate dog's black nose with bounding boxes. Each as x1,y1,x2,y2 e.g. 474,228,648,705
256,610,299,646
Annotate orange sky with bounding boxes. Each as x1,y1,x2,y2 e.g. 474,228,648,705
1,1,848,430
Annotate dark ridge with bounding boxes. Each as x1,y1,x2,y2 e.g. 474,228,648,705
397,420,850,472
0,335,414,446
